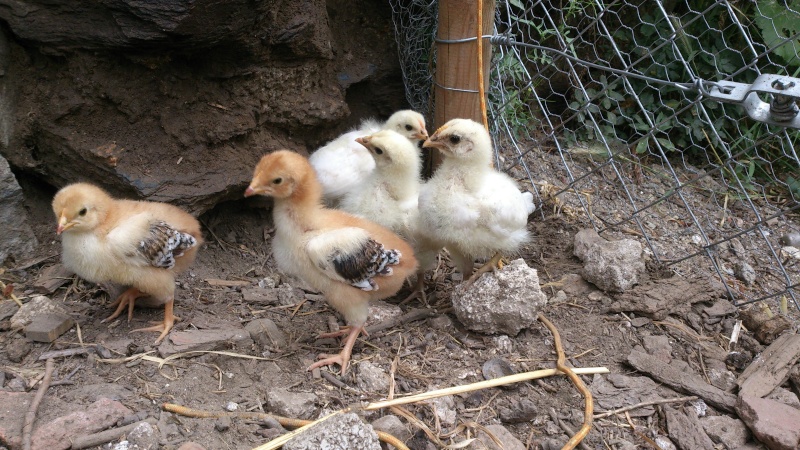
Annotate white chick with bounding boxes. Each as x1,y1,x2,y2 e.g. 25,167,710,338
245,150,418,374
309,110,428,203
338,129,422,240
418,118,535,284
52,183,203,344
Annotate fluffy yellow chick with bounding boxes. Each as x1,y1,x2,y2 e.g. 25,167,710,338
245,150,418,374
309,110,428,203
339,129,422,240
419,118,535,284
52,183,202,344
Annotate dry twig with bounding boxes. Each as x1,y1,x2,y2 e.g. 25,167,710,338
537,313,593,450
593,395,698,419
70,418,157,449
23,358,55,450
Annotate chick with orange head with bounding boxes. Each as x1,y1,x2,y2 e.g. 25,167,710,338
52,183,202,344
246,150,418,374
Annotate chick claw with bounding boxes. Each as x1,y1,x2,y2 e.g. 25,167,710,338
102,287,145,323
465,252,506,286
308,324,364,375
130,299,179,345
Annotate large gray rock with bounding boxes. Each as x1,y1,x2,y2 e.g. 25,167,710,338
737,395,800,450
0,156,36,265
700,415,750,449
452,259,547,335
283,412,380,450
573,228,644,292
0,1,406,214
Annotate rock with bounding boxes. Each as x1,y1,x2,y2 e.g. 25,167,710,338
245,318,287,350
215,416,231,432
355,361,389,393
24,312,75,342
765,387,800,410
451,259,547,335
468,424,526,450
739,307,792,345
573,228,644,292
664,407,715,450
703,299,738,319
267,388,317,419
734,261,757,286
642,335,673,362
31,264,75,295
428,395,457,426
284,412,380,450
707,368,738,392
497,396,537,423
700,415,750,449
778,232,800,247
5,337,31,363
30,398,132,450
737,395,800,450
158,326,253,357
371,414,411,443
367,300,403,324
0,156,37,265
241,287,280,305
653,436,678,450
126,421,158,450
0,391,33,449
9,295,69,329
556,273,594,296
177,443,207,450
428,315,454,330
592,373,663,417
482,357,517,383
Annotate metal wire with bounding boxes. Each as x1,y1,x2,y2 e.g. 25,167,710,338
391,0,800,310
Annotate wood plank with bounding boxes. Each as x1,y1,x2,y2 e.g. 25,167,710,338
627,350,737,412
31,264,74,295
738,333,800,398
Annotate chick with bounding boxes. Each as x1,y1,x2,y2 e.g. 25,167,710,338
309,110,428,203
339,129,422,240
52,183,202,344
245,150,418,374
418,118,534,284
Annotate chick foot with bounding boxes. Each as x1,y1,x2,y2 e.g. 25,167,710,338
131,299,178,344
308,324,364,375
400,275,427,305
102,287,146,323
465,252,505,286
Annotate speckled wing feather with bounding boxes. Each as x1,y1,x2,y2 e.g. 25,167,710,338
139,221,197,269
307,227,401,291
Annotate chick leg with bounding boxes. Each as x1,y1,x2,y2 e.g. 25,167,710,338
465,252,505,285
308,324,364,375
400,273,427,305
131,298,176,345
103,287,145,323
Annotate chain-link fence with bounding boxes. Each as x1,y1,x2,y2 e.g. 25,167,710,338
390,0,800,309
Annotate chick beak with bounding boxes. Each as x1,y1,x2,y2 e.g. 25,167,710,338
244,186,257,197
422,135,440,149
56,215,73,235
413,129,429,140
355,136,369,147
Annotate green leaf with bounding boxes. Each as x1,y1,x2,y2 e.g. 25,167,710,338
656,137,677,152
635,139,649,154
754,0,800,64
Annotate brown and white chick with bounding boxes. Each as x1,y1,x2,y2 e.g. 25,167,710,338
52,183,202,344
419,118,535,284
339,129,422,240
245,150,418,374
309,110,428,204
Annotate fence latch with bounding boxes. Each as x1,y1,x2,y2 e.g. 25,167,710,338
704,74,800,129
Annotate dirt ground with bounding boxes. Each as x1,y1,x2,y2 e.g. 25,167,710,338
1,142,798,449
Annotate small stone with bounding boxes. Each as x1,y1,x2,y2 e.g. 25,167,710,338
368,300,403,324
573,229,645,292
283,412,380,450
778,232,800,247
225,402,238,412
734,261,756,286
158,326,253,357
355,361,389,393
556,273,594,296
482,357,516,384
630,317,650,327
30,398,132,449
766,386,800,410
371,415,411,443
497,396,537,423
10,296,69,329
215,416,231,432
245,318,287,349
642,335,672,362
707,368,737,392
428,315,453,330
469,424,525,450
267,388,317,419
241,287,280,305
25,313,75,342
700,415,750,449
177,442,207,450
126,421,158,450
737,394,800,450
5,338,32,363
428,395,457,426
452,259,547,335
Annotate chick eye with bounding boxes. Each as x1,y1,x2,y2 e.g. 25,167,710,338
449,135,461,145
78,208,87,216
374,147,384,155
404,124,413,131
273,177,283,185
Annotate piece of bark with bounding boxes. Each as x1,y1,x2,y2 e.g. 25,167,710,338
31,264,74,295
627,350,736,412
738,333,800,398
739,308,792,345
665,407,715,450
607,276,725,320
24,313,75,342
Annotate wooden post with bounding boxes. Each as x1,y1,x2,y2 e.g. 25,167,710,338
429,0,494,171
